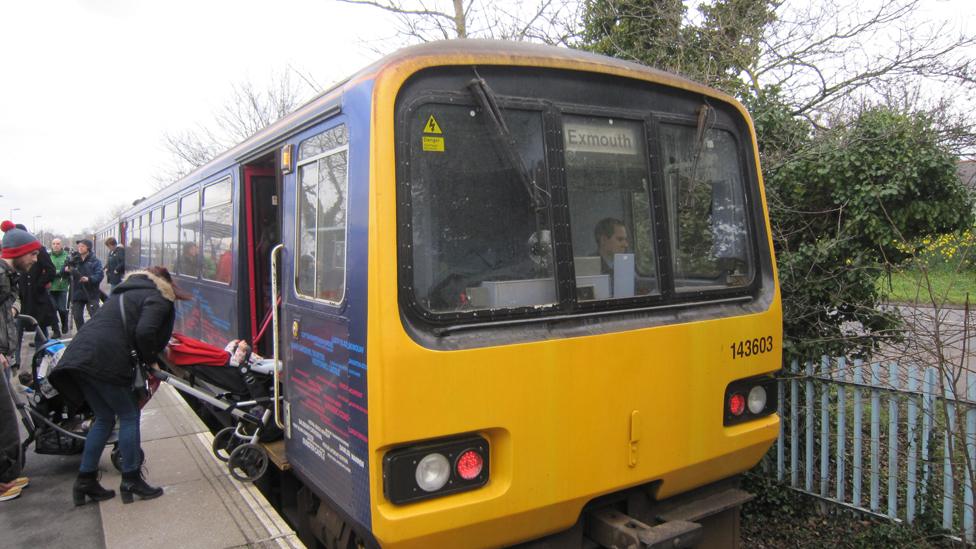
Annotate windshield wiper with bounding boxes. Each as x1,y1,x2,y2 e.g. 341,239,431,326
467,74,546,211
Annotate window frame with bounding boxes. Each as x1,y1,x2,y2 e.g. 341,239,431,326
654,114,761,297
395,91,764,329
199,177,234,285
293,125,350,307
176,189,201,279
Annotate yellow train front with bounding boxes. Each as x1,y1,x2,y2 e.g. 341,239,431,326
277,40,781,548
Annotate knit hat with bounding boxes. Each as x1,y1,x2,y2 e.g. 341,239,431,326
1,220,41,259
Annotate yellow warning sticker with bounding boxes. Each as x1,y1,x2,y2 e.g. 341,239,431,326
422,136,445,152
424,115,442,134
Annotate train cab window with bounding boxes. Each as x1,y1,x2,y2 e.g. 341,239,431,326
178,191,201,277
296,125,348,304
563,115,658,301
406,104,555,314
659,124,753,291
201,178,233,284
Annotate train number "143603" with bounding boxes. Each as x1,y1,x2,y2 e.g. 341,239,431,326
730,336,774,360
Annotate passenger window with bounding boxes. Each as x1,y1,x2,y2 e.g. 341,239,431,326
139,213,150,267
201,179,233,283
163,201,178,271
125,218,141,272
564,115,658,301
407,104,555,314
296,125,348,303
150,208,163,267
660,124,753,290
178,192,201,277
203,178,232,207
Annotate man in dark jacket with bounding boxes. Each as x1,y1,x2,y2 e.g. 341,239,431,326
0,221,41,502
66,239,103,330
104,237,125,290
14,224,59,338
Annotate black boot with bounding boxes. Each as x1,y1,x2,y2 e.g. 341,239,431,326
73,471,116,506
120,470,163,504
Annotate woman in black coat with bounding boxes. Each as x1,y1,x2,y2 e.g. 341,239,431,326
49,266,189,505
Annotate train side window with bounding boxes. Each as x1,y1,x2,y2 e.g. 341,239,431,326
125,217,141,272
162,201,178,272
150,207,163,267
139,212,150,267
296,124,348,304
405,104,555,314
178,191,201,277
201,178,234,284
563,115,658,301
660,124,753,291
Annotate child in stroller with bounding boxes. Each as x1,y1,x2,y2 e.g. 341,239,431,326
155,334,281,481
14,315,142,472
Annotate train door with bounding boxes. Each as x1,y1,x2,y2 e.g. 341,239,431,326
242,162,280,357
274,115,374,534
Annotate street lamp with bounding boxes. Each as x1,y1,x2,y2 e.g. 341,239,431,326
9,207,19,220
33,215,42,234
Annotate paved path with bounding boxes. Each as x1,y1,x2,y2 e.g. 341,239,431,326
3,328,303,549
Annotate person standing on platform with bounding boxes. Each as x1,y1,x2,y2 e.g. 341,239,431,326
48,239,71,335
65,239,103,330
49,266,190,505
0,221,40,502
104,237,125,292
14,224,59,339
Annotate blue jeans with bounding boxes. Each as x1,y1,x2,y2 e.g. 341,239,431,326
77,376,141,474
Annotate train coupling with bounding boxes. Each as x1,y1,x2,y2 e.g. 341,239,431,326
586,508,700,549
584,485,753,549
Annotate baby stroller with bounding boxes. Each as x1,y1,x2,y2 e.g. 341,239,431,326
12,315,143,472
155,333,280,482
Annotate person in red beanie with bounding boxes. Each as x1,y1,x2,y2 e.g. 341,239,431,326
0,220,40,502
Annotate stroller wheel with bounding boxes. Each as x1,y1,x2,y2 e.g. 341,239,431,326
212,426,241,462
227,443,268,482
111,447,146,472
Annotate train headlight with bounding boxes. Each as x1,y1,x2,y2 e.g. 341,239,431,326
383,434,489,504
415,453,450,492
748,386,767,415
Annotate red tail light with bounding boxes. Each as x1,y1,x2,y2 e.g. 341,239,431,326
728,393,746,416
456,450,484,480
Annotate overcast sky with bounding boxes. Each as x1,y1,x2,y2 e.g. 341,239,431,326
1,0,972,237
0,0,392,236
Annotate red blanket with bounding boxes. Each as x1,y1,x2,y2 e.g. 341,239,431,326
167,333,230,367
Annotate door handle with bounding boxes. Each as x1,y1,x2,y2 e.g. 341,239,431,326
270,243,285,429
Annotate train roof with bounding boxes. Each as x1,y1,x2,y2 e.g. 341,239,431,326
118,40,731,222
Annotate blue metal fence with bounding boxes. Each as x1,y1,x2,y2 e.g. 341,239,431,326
775,357,976,541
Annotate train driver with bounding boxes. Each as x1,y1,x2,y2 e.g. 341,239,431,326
593,217,629,275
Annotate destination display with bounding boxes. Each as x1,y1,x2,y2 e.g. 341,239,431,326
564,122,640,155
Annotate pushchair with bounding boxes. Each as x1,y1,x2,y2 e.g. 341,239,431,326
12,315,143,472
155,333,280,482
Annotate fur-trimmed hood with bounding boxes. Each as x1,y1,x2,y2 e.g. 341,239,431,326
120,270,176,302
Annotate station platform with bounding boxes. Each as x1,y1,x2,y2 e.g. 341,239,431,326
2,380,304,549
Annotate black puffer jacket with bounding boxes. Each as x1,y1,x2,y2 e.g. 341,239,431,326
49,271,177,405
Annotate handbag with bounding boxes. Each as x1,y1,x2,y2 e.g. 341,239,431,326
119,293,151,401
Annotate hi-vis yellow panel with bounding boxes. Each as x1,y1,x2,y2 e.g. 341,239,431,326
365,43,781,549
